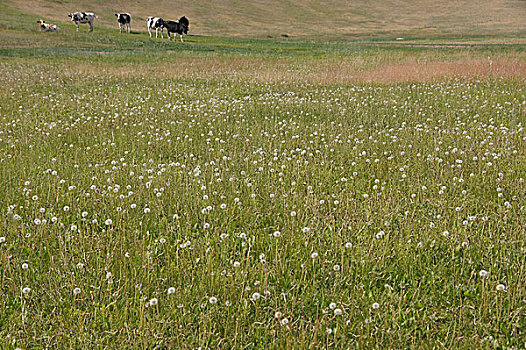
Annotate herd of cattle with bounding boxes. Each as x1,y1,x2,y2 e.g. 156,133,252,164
37,12,190,42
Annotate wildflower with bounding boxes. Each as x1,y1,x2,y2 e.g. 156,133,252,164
334,308,343,315
329,302,337,309
479,270,488,277
345,242,353,249
273,231,281,238
21,263,28,270
22,287,31,295
496,284,506,292
209,296,218,304
0,237,6,243
105,219,113,226
311,252,318,259
167,287,176,295
149,298,158,306
73,288,81,295
372,302,380,310
281,318,289,326
333,264,341,271
275,311,282,318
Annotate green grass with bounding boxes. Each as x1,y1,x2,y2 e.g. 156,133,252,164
1,6,526,349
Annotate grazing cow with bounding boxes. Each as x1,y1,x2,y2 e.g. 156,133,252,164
163,16,189,42
68,12,97,32
37,19,59,32
115,13,132,33
146,17,165,38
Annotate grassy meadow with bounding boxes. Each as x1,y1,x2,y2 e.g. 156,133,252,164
1,2,526,349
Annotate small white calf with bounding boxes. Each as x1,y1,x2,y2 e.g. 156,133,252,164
37,19,59,32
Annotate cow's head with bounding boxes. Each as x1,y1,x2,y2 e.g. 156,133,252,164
37,19,45,25
179,16,189,28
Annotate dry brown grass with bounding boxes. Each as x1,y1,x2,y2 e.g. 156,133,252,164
5,0,526,38
49,54,526,84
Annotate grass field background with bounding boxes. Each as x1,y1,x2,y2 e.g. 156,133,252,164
1,1,526,348
3,0,526,38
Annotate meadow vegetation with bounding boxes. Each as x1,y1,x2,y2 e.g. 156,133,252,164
1,3,526,349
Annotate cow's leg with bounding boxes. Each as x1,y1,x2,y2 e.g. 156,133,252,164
148,27,152,37
161,28,164,39
89,21,93,32
128,22,131,33
76,22,79,32
180,33,184,43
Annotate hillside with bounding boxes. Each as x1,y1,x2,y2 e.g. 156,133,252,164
3,0,526,38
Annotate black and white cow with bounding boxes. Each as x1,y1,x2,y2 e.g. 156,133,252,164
115,13,131,33
146,17,164,38
68,12,97,32
37,19,59,32
163,16,189,42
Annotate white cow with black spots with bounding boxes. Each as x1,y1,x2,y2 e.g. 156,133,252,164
68,12,97,32
146,17,165,38
115,13,131,33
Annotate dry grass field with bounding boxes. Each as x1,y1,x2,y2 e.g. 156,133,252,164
4,0,526,38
